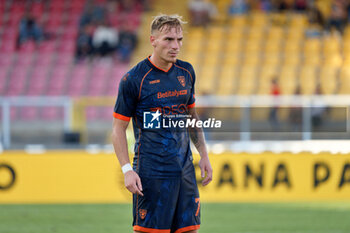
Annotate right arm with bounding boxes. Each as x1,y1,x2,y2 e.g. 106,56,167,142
112,118,143,196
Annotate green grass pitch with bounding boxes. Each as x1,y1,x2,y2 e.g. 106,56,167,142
0,202,349,233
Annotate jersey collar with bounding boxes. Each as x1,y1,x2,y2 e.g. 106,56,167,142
146,56,174,73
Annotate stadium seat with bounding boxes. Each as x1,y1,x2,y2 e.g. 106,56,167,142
319,67,339,95
0,67,9,95
217,65,238,95
236,65,257,95
257,65,278,95
279,66,298,95
20,107,38,121
41,107,62,121
27,67,50,96
338,67,350,94
299,66,318,95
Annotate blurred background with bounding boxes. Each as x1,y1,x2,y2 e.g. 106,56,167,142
1,0,350,152
0,1,350,232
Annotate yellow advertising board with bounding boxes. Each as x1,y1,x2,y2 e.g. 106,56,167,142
0,151,349,203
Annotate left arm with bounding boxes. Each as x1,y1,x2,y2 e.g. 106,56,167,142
188,107,213,186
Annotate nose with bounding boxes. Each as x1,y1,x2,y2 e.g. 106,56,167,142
172,40,181,50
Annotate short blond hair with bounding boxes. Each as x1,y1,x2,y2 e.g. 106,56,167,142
151,14,186,34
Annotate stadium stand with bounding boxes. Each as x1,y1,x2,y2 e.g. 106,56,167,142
181,0,350,98
0,0,142,121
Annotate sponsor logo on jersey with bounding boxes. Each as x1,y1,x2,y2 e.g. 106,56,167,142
157,90,187,99
149,79,160,84
177,76,186,87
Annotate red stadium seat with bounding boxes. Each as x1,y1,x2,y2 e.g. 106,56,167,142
15,54,34,67
41,107,62,120
0,68,9,94
38,41,57,53
86,107,99,120
30,2,44,18
27,67,50,95
55,53,73,66
21,107,39,121
35,53,55,66
58,40,76,53
2,28,18,41
18,41,36,54
6,69,28,96
0,41,16,53
0,53,15,67
46,68,69,95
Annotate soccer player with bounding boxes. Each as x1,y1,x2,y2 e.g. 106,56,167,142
112,14,213,233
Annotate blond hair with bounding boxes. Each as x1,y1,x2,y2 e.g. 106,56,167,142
151,14,186,34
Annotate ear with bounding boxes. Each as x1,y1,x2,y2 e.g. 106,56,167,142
150,35,157,47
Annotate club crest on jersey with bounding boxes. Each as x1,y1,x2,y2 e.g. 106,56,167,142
177,76,186,87
122,73,129,81
139,209,147,220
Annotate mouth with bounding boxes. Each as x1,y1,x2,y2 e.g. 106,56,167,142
169,52,178,57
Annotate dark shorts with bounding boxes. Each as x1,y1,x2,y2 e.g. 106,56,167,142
132,165,200,233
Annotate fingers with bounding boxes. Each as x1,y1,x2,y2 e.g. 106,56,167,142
125,171,144,196
202,166,213,186
201,166,205,178
135,176,144,196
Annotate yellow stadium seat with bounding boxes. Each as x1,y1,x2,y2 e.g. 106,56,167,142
245,39,261,54
203,54,220,66
250,12,268,27
304,38,322,66
304,38,321,55
267,26,284,40
319,67,339,94
229,15,247,28
284,39,301,53
247,27,265,40
299,66,318,95
237,66,257,95
282,53,300,66
187,28,204,40
279,66,298,95
338,67,350,94
197,66,217,94
265,40,282,54
323,37,341,54
227,28,244,41
323,54,342,67
206,40,222,52
223,54,240,66
225,40,243,53
286,28,304,41
243,53,261,66
217,72,238,95
289,14,308,29
264,53,281,66
257,65,278,95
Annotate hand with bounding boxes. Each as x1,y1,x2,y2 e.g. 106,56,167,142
199,156,213,186
124,170,143,196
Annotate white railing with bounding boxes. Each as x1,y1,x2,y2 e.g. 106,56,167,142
0,97,73,149
0,95,349,149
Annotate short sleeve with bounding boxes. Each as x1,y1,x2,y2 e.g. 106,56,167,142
187,64,196,108
113,73,138,121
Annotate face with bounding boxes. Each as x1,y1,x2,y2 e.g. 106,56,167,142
151,26,183,64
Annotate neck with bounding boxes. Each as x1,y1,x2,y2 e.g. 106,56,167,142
149,54,173,71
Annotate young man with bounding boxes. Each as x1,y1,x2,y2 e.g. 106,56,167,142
112,14,212,233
